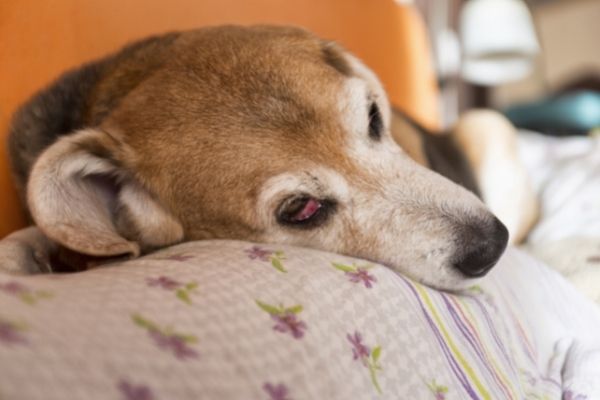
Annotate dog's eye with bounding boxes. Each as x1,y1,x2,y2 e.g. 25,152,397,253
368,102,383,140
276,195,334,228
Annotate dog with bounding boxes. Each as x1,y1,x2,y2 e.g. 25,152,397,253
1,25,534,290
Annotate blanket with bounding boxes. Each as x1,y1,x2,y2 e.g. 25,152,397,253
519,131,600,303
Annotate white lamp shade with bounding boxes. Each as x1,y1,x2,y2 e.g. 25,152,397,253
460,0,540,85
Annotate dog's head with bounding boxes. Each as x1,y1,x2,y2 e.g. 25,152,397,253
25,25,507,289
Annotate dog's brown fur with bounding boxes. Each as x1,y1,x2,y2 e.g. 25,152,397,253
5,25,529,288
11,26,363,252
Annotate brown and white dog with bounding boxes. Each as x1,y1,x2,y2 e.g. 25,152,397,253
1,25,536,290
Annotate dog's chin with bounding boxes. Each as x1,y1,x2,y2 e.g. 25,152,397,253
410,267,487,293
372,256,487,292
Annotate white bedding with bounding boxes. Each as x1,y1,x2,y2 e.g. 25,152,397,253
518,131,600,303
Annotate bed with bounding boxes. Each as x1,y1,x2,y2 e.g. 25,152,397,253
1,2,599,399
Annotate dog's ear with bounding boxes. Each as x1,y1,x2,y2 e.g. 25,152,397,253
27,128,183,257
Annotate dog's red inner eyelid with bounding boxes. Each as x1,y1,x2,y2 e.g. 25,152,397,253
293,198,322,221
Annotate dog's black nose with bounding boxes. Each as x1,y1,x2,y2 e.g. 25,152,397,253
453,217,509,278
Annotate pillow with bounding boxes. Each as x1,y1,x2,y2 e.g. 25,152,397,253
0,240,598,399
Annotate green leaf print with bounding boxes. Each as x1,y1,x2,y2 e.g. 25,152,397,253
369,363,383,395
176,289,192,305
132,314,159,331
286,305,303,314
372,346,381,362
131,314,199,360
256,300,282,315
347,331,383,394
270,257,287,273
332,262,356,273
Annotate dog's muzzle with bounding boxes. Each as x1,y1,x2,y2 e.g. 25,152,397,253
452,216,509,278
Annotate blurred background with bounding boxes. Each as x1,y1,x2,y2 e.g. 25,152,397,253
416,0,600,135
417,0,600,290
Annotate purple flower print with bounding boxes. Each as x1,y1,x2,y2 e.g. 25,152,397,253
271,313,307,339
0,281,52,305
0,281,27,295
332,263,377,288
346,331,383,394
0,320,27,346
246,246,288,272
146,277,198,304
346,268,377,288
564,390,588,400
246,246,273,261
118,380,155,400
256,301,307,339
146,276,182,290
347,331,370,363
263,382,291,400
132,314,199,360
148,330,199,360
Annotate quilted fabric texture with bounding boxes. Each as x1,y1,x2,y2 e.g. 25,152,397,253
0,240,599,400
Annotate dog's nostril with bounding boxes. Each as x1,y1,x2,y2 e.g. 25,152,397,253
453,217,509,278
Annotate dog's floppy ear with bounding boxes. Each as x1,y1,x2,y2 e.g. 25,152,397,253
27,128,183,257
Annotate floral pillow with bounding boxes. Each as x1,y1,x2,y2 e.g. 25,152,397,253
0,240,598,399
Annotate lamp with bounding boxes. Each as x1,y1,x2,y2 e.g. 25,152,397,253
460,0,540,86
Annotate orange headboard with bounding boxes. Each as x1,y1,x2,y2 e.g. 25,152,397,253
0,0,439,237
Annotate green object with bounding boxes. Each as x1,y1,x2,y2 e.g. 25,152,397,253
504,90,600,135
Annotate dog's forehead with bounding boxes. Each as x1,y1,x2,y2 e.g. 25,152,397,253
177,26,352,78
109,26,362,155
131,26,366,152
170,26,354,128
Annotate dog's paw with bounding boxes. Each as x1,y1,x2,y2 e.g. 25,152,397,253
0,228,55,275
0,239,49,274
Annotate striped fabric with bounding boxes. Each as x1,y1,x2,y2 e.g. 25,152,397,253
403,278,559,399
